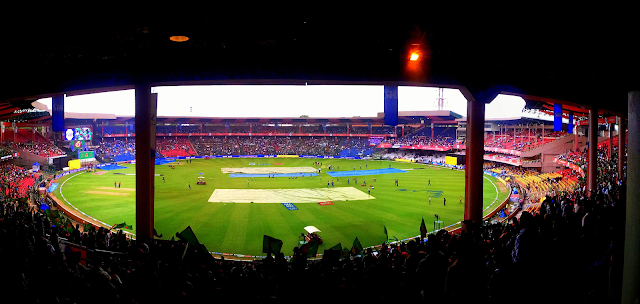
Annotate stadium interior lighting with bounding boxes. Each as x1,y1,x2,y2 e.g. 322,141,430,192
409,52,419,61
170,36,189,42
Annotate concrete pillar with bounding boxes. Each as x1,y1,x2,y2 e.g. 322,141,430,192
464,97,485,227
622,91,640,304
431,122,434,138
135,84,157,242
618,116,626,182
587,109,599,196
574,126,578,153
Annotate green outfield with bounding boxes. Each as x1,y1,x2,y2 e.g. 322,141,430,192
52,158,509,256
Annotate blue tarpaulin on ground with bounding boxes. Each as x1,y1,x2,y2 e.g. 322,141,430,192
99,164,128,170
326,168,407,177
155,158,175,165
47,183,59,193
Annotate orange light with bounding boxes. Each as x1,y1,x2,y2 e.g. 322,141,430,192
409,52,419,61
170,36,189,42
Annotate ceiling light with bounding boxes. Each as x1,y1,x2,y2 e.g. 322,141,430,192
170,36,189,42
409,52,419,61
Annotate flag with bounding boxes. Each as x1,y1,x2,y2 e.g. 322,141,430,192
84,222,94,233
554,103,563,131
323,244,341,263
177,226,200,246
342,247,350,258
263,235,283,255
351,237,363,255
329,243,342,251
113,222,132,230
568,112,574,134
384,225,388,242
63,218,74,233
300,240,319,258
47,210,63,227
420,217,427,239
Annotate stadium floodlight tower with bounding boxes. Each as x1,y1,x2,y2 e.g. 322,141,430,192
436,87,448,111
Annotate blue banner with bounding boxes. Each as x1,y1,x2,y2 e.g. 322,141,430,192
568,112,573,134
554,103,563,131
384,85,398,126
52,95,65,132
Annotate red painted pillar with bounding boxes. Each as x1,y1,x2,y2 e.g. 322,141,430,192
587,108,598,197
135,84,157,242
464,97,485,228
401,126,404,137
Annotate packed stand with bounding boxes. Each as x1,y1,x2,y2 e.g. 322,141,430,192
382,135,457,148
0,162,37,198
95,139,136,162
156,138,196,157
191,136,371,157
484,130,566,152
9,141,65,158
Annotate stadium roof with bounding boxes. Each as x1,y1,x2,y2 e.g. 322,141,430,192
50,113,457,126
0,8,637,117
14,102,460,125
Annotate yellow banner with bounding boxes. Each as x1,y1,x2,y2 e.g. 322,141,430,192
68,159,81,170
445,156,457,166
276,155,300,158
394,158,413,163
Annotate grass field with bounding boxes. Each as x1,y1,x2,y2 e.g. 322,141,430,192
52,158,509,256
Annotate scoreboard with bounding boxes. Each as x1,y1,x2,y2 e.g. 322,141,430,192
78,151,95,159
65,127,93,141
